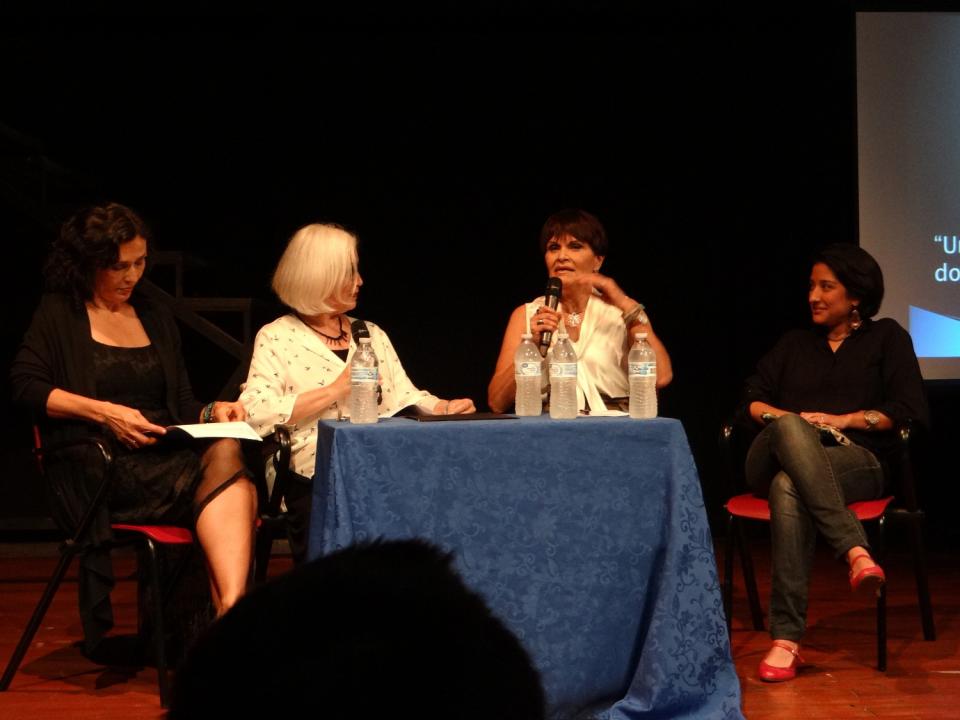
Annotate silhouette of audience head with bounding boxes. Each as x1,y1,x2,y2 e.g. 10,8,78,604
167,538,546,720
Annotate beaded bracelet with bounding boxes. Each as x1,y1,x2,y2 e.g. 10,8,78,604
201,402,216,424
622,303,647,326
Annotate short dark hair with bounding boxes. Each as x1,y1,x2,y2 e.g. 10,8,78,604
812,243,885,318
168,539,546,720
538,208,608,257
44,202,150,304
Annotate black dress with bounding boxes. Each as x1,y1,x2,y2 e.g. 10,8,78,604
92,341,202,525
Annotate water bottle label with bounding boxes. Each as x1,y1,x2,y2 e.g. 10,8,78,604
516,361,542,377
629,362,656,378
351,367,379,383
549,362,577,378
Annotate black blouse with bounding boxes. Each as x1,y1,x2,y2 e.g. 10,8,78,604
741,318,930,460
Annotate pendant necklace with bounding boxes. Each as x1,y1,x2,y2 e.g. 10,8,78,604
303,315,348,345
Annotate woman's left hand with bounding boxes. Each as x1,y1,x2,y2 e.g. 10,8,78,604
581,272,647,317
800,411,847,429
211,401,247,423
581,272,627,307
434,398,476,415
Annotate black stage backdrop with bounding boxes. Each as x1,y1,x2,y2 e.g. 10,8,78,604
2,6,957,544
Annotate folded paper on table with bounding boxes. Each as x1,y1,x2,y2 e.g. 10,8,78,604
395,405,517,422
404,411,518,422
165,421,262,442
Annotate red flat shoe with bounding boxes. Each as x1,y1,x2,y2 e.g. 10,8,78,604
758,640,804,682
849,551,886,592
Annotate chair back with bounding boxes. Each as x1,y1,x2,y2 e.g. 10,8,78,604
718,416,758,499
888,420,922,513
30,424,116,542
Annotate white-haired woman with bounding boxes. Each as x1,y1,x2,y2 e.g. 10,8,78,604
239,223,475,562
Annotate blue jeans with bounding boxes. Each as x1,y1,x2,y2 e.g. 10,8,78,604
745,413,884,641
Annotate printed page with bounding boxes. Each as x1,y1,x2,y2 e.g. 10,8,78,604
166,421,263,442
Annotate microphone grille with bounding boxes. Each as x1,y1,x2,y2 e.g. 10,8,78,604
350,319,370,340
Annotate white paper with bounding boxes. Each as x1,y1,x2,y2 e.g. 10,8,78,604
167,421,263,442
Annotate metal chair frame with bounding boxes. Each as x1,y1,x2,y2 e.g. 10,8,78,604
718,419,935,671
0,435,193,706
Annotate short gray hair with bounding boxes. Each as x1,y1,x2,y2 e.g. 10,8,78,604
272,223,358,314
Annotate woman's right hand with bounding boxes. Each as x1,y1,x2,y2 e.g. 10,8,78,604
529,304,561,346
331,366,353,404
101,403,167,449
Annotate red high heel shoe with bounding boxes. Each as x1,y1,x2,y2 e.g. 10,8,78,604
758,640,804,682
849,550,886,592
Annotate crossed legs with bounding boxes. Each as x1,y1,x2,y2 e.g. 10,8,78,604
193,439,258,617
745,414,884,670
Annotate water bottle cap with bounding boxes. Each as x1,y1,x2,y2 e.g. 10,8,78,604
557,329,568,338
521,332,533,340
359,337,372,343
635,332,648,340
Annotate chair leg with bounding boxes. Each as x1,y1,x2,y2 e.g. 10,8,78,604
875,517,887,672
877,581,887,672
737,522,765,631
907,514,936,641
141,538,172,708
0,548,78,691
254,526,273,585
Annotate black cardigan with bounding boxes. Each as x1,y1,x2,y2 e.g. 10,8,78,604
12,292,204,434
10,291,206,650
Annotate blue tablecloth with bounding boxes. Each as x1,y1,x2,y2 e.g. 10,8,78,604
310,415,743,719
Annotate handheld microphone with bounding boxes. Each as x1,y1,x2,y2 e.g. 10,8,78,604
350,319,370,344
349,319,381,405
538,277,563,355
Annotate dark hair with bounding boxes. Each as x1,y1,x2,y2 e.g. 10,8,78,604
812,243,884,318
168,539,546,720
538,208,608,257
43,202,151,304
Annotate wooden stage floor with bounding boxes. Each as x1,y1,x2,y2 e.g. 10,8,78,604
0,537,957,719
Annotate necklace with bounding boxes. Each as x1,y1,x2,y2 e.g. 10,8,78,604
303,315,348,345
563,297,587,328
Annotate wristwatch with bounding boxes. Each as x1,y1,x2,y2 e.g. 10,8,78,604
864,410,881,430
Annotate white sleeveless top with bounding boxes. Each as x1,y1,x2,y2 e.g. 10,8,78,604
524,295,629,414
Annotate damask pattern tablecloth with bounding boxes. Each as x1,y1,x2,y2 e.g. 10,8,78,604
310,416,743,719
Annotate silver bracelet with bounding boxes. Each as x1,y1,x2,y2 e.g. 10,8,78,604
622,303,647,326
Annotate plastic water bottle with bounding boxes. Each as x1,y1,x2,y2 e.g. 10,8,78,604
628,332,657,419
549,329,578,419
349,337,379,424
514,332,543,416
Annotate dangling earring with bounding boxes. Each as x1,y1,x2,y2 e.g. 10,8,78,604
849,307,862,331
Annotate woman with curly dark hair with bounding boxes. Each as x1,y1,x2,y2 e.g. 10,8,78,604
11,202,258,651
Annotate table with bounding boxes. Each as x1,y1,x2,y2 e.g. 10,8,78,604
310,416,743,719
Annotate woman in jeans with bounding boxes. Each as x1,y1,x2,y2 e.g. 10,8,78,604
740,243,928,681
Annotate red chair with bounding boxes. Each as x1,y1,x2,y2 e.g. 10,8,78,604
718,419,935,671
0,433,195,707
